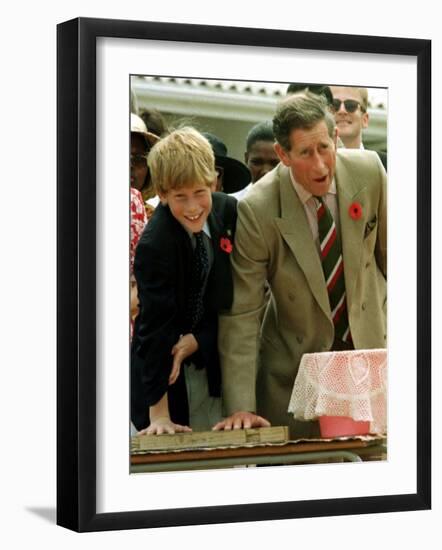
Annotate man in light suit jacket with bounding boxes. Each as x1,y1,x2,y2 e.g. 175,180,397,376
215,92,387,438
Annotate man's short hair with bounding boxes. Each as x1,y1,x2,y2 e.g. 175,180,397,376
273,92,336,151
246,121,275,152
331,86,369,112
356,87,369,112
148,127,216,194
286,83,333,106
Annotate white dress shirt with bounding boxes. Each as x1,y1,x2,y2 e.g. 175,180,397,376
289,170,341,253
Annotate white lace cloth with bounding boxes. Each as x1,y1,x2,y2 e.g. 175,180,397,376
288,349,387,434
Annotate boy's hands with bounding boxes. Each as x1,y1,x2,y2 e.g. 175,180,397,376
143,393,191,435
137,417,192,435
169,333,199,385
212,411,271,431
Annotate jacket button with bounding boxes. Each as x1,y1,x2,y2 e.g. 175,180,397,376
296,335,303,344
288,293,294,301
361,303,366,310
365,261,370,268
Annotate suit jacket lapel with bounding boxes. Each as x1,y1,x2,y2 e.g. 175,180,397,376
274,166,331,318
207,206,230,310
335,154,367,308
208,207,222,263
166,205,194,311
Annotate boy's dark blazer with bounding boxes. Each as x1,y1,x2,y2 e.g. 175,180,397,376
131,192,237,431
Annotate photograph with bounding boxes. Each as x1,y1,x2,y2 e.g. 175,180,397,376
2,0,439,546
56,16,430,532
129,76,389,474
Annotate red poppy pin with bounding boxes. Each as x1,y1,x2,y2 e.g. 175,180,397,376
349,201,363,220
220,237,233,254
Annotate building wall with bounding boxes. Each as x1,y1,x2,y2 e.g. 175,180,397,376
132,76,387,162
160,112,265,163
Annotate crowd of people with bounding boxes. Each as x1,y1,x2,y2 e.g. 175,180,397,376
129,84,387,439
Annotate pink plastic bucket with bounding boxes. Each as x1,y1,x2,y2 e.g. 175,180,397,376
319,415,370,438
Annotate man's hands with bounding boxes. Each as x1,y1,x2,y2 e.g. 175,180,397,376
137,416,192,435
212,411,271,431
168,333,199,385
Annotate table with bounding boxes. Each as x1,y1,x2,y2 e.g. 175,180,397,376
130,437,386,473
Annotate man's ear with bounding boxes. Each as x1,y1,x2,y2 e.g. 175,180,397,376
362,111,369,130
274,142,291,167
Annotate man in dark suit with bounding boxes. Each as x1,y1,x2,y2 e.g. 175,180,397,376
329,85,387,170
131,127,237,435
215,93,387,438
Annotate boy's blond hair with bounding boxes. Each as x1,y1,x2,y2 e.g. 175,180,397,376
147,127,216,194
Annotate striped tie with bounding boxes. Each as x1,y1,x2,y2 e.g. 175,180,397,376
314,196,352,344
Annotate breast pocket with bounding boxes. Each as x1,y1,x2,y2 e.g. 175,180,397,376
363,215,378,255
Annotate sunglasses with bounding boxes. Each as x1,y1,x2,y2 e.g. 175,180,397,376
331,99,363,113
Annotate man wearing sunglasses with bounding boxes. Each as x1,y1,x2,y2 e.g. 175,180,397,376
330,86,387,170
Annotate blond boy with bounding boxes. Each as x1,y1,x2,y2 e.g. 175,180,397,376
131,127,237,434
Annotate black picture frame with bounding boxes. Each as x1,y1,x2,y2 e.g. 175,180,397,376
57,17,431,532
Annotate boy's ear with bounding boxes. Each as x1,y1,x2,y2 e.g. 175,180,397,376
158,191,168,205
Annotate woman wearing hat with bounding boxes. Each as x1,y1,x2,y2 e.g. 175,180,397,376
130,114,160,333
130,113,160,216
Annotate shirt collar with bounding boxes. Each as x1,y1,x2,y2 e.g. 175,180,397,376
185,220,211,240
288,168,336,205
202,221,211,238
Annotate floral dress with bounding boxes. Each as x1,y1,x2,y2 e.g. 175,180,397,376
130,188,148,335
130,187,148,274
